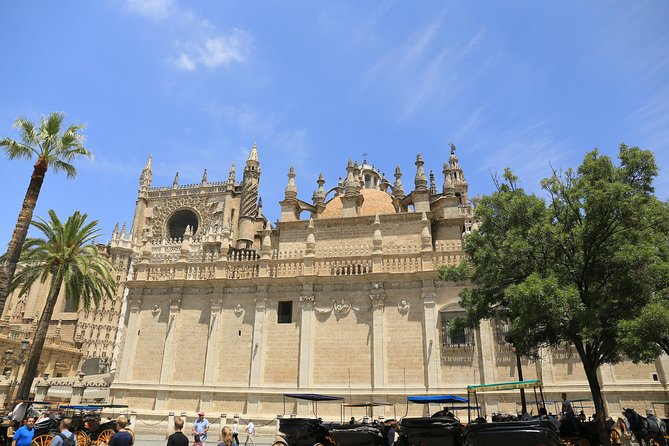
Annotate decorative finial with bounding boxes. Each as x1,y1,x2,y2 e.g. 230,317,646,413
285,166,297,199
393,165,405,197
429,170,436,195
228,162,236,184
450,143,456,154
173,171,179,188
248,143,259,162
139,154,153,189
201,169,208,185
414,153,427,191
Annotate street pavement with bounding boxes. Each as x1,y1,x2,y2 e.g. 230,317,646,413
135,434,275,446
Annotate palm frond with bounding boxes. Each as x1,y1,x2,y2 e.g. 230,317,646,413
13,117,39,146
1,138,36,160
50,160,77,178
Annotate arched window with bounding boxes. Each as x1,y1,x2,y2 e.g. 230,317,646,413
440,310,473,347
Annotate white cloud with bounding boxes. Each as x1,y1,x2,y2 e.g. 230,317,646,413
197,30,251,69
125,0,175,21
122,0,251,71
173,53,196,71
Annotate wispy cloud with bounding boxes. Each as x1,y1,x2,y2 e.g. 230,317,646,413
125,0,175,21
123,0,251,71
361,9,488,121
217,105,311,171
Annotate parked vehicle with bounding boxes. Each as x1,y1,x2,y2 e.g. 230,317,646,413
463,380,561,446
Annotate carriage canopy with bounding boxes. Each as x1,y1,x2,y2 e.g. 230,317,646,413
467,379,542,394
406,395,468,404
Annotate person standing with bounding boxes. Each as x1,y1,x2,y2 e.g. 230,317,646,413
12,417,35,446
217,426,237,446
231,420,239,446
167,417,189,446
108,416,134,446
561,393,573,417
243,420,255,446
50,418,77,446
192,412,210,446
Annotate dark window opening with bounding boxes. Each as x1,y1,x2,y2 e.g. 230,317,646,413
278,301,293,324
168,209,199,239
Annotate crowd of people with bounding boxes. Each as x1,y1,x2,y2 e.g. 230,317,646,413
166,413,255,446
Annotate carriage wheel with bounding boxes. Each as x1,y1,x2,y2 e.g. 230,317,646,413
76,430,91,446
609,429,622,446
96,429,116,446
32,434,54,446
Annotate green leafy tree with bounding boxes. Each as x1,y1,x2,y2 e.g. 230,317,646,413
619,298,669,363
0,112,91,316
9,210,115,400
440,145,669,445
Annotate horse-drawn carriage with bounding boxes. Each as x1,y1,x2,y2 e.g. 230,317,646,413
32,404,128,446
273,394,387,446
398,395,469,446
462,380,562,446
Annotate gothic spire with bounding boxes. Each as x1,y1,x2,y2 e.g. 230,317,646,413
284,166,298,200
228,162,236,184
393,166,405,198
139,155,152,190
414,153,427,191
172,171,179,189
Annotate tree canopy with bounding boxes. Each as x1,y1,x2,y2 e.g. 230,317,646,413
440,145,669,444
0,112,91,316
10,210,115,400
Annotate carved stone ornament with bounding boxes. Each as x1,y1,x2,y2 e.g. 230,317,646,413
210,296,223,311
234,304,244,316
421,292,436,304
370,291,385,306
128,294,143,311
169,296,182,317
151,196,218,239
151,304,161,316
299,295,315,305
333,298,352,315
398,300,411,315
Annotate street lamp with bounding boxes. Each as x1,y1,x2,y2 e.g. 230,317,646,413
3,337,30,400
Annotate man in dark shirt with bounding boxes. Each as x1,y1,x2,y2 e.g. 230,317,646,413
108,416,133,446
167,417,189,446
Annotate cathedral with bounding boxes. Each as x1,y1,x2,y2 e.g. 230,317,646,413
1,143,667,421
105,144,668,421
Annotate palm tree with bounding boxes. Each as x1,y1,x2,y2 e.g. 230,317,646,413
0,112,91,315
9,210,116,400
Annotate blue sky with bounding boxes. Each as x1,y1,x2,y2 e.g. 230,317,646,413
1,1,668,244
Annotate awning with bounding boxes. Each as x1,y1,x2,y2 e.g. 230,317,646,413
284,393,344,401
47,386,73,400
82,387,110,401
342,402,393,407
407,395,468,404
467,379,542,393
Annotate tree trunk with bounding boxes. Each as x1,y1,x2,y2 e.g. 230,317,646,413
16,274,62,400
0,158,48,315
575,341,610,446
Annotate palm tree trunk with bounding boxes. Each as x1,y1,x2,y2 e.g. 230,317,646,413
15,273,61,400
0,158,48,315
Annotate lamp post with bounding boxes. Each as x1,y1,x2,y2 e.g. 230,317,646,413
3,338,30,400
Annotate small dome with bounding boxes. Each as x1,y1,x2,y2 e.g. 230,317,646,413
321,188,396,218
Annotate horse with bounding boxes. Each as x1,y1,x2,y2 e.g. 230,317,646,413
611,417,634,446
622,408,667,446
